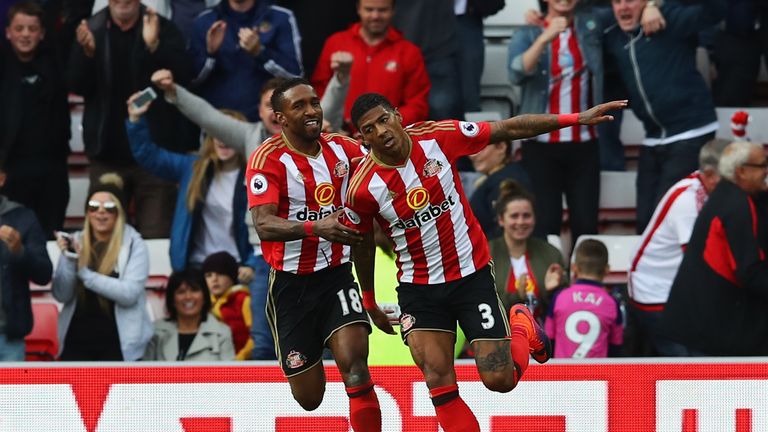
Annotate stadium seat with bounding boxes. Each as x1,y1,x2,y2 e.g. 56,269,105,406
145,238,172,289
65,175,89,229
480,41,516,118
25,302,59,361
571,234,641,285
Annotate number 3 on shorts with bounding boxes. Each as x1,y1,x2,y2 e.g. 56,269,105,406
478,303,495,329
337,289,363,316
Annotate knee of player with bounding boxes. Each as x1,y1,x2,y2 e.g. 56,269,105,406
292,390,325,411
481,373,517,393
342,369,372,388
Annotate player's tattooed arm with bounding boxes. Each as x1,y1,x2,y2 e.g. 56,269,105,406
251,205,362,244
488,100,628,142
474,340,512,373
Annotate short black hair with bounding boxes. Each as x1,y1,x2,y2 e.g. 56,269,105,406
261,76,288,99
165,268,211,321
574,239,609,278
7,1,44,25
270,77,313,112
350,93,396,130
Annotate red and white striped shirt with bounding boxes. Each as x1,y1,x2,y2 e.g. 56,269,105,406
628,173,708,306
344,120,492,284
538,24,596,143
246,133,364,275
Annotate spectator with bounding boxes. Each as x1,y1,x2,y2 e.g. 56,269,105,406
455,0,505,114
126,93,257,280
143,268,236,360
468,140,531,239
0,160,53,361
202,251,253,360
711,0,768,106
488,180,567,319
660,141,768,356
392,0,462,120
188,0,302,121
545,239,623,358
68,0,196,239
1,1,70,239
274,0,357,76
311,0,430,130
90,0,221,42
627,138,728,356
509,0,614,243
150,68,347,359
602,0,725,232
53,173,153,361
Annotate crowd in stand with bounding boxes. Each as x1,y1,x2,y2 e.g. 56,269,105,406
0,0,767,365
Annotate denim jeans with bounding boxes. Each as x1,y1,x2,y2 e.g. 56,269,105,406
0,334,25,361
249,254,276,360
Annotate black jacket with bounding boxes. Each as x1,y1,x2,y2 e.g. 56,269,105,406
661,180,768,355
0,198,52,339
0,46,70,164
67,5,195,161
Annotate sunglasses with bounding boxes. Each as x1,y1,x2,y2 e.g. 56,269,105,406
87,200,118,214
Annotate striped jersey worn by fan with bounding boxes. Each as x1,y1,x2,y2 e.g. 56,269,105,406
246,132,364,274
344,120,492,284
628,172,708,306
537,23,596,143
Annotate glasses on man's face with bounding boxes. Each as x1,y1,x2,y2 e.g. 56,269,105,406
743,161,768,169
87,200,118,214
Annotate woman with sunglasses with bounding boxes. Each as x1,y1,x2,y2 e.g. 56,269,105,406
52,173,153,360
124,92,257,282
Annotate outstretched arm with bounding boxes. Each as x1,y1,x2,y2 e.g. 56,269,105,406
488,100,628,143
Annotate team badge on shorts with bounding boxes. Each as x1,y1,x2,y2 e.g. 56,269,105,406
422,159,443,177
285,350,307,369
249,173,268,195
334,160,349,178
344,208,361,225
459,121,480,137
400,313,416,332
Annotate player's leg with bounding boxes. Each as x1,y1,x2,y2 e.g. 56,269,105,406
323,265,381,432
267,268,328,410
407,330,480,432
328,323,381,432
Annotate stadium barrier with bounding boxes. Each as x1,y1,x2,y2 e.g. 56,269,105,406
1,360,767,431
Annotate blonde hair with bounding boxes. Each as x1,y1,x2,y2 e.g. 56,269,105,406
186,109,247,211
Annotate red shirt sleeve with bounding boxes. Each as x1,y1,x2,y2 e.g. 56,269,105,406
432,120,492,162
246,154,282,209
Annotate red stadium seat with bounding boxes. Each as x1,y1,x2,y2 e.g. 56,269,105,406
25,302,59,361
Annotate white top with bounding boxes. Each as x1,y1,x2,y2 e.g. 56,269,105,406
454,0,467,15
190,169,240,264
628,173,707,304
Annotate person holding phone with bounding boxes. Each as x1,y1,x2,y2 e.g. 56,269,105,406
52,173,153,361
125,92,257,283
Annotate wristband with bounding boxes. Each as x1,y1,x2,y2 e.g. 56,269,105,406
303,221,314,237
362,290,377,311
557,113,580,127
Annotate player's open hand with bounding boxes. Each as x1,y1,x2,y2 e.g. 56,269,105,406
578,100,628,126
368,306,397,335
313,209,363,245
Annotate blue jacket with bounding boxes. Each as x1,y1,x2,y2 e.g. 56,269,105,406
508,10,605,115
188,0,302,121
601,0,725,139
126,118,256,272
0,199,52,339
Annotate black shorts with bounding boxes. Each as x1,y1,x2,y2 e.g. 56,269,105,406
396,264,509,344
266,262,371,377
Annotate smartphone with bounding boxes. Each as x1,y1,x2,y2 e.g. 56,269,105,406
56,231,76,253
132,87,157,109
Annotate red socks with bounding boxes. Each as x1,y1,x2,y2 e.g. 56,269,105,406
346,380,381,432
430,384,480,432
509,326,530,386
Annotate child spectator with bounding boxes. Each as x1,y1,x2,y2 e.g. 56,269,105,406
202,251,253,360
545,239,623,358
